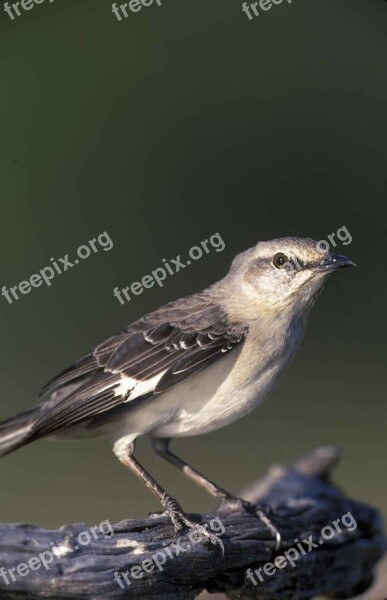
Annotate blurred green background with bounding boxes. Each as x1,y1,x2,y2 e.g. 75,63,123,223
0,0,386,539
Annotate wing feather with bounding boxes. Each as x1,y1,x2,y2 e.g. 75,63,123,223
33,291,247,438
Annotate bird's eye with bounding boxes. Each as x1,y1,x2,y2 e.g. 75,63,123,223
273,252,289,269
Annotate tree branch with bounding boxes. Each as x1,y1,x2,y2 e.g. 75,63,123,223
0,447,384,599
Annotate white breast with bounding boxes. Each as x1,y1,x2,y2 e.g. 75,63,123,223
111,316,307,442
150,319,305,438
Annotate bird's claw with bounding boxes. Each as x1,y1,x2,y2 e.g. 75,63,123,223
162,500,225,553
255,506,282,551
217,494,281,552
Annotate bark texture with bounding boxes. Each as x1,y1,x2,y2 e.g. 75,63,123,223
0,447,384,600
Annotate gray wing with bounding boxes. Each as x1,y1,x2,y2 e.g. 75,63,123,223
32,292,247,438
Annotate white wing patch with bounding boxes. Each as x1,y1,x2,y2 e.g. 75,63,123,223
115,372,167,402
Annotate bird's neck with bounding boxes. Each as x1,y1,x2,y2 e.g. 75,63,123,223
249,306,308,357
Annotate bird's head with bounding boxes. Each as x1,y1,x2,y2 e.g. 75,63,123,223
224,237,355,320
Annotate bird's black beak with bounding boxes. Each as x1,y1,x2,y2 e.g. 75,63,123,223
315,254,356,272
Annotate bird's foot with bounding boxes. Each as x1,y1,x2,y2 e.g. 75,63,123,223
162,498,225,552
255,505,282,551
217,493,253,514
217,494,281,551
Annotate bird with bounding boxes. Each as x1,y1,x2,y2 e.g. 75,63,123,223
0,237,355,542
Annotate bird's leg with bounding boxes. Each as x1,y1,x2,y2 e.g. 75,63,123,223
115,442,221,545
152,437,235,502
116,442,186,531
151,437,281,550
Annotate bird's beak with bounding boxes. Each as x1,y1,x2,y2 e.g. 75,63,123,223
314,254,356,272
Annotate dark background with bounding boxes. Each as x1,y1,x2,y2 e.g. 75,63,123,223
0,0,386,546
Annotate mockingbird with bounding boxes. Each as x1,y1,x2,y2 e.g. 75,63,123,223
0,237,355,542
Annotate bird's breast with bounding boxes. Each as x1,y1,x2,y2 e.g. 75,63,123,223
151,318,306,438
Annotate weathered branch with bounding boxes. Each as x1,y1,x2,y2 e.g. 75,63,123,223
0,447,384,600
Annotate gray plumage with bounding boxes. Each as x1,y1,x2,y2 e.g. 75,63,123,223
0,237,355,535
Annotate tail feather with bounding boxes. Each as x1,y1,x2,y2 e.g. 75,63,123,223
0,408,37,457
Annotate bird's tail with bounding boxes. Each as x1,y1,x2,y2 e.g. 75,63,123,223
0,408,37,457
